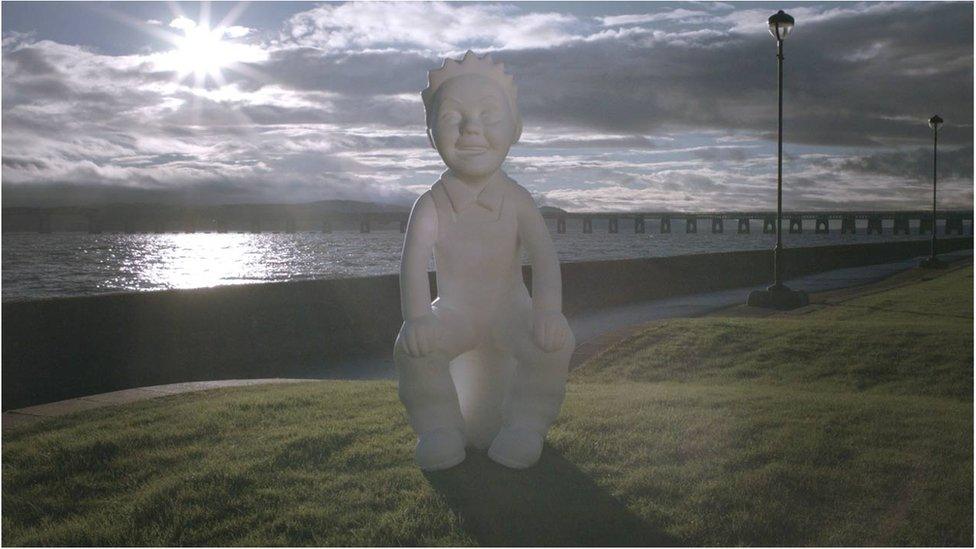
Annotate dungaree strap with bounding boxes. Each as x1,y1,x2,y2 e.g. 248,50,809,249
429,180,455,240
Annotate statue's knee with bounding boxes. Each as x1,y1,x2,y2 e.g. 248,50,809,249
564,331,577,354
393,328,409,360
394,330,446,372
394,337,423,370
531,332,576,365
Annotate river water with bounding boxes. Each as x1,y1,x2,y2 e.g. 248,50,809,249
2,218,968,302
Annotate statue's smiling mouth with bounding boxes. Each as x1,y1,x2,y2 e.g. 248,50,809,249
456,145,488,155
456,137,489,154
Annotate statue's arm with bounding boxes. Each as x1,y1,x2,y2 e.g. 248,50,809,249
400,192,437,321
515,188,562,314
516,188,569,352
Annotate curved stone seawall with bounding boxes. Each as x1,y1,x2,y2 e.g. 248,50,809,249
3,237,972,410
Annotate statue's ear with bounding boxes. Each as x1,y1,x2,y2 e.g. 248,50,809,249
512,117,523,145
427,127,436,149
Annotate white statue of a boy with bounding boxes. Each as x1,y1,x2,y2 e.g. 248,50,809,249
395,51,575,471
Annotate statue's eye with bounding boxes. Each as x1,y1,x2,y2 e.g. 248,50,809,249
439,111,461,124
482,108,502,123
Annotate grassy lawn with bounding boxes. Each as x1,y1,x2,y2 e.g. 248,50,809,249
3,266,972,546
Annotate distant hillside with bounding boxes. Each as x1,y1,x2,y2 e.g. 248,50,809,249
262,199,408,214
93,199,410,214
1,200,410,233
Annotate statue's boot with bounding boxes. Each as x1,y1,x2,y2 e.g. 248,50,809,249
487,330,576,469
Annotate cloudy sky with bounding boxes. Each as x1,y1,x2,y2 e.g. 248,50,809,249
2,1,973,211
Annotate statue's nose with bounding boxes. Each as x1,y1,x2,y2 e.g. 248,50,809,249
461,116,483,135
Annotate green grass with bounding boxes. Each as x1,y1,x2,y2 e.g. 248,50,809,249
4,267,973,546
575,266,974,400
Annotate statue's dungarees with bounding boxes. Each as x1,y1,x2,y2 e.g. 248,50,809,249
395,174,572,450
429,173,529,334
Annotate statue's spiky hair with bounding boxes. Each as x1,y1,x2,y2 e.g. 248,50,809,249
421,50,520,129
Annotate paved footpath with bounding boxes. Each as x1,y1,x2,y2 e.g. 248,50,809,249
570,249,972,365
4,249,971,431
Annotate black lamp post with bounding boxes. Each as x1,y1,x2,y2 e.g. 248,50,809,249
920,115,945,269
748,10,809,309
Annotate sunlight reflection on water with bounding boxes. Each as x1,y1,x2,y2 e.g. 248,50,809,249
2,218,966,301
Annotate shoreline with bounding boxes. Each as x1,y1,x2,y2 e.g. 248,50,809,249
3,238,972,411
3,228,972,304
4,247,971,430
569,248,973,369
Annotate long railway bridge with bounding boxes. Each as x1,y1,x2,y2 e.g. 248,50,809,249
540,210,973,235
2,207,973,236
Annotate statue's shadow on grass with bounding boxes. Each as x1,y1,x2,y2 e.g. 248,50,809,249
423,446,679,546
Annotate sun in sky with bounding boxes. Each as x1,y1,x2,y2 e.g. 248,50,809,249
149,4,267,87
171,17,238,81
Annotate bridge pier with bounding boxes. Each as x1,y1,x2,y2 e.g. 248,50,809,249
841,215,856,234
918,217,932,235
634,216,645,234
789,217,802,234
87,214,102,234
815,216,829,234
945,216,964,235
36,213,52,234
893,217,910,235
235,210,972,239
866,216,882,235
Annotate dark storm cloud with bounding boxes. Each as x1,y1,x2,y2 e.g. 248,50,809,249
2,44,170,117
3,76,75,103
492,2,972,147
248,2,971,147
691,146,750,162
257,48,431,95
2,179,324,207
842,145,974,181
521,135,658,149
0,166,420,207
2,157,49,170
1,1,972,210
3,45,60,75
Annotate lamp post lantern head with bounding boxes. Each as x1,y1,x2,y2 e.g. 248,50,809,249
929,115,943,130
768,10,795,41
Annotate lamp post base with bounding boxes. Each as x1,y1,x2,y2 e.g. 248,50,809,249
919,256,947,269
747,283,809,310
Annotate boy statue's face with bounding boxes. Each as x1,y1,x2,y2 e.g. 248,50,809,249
430,73,519,181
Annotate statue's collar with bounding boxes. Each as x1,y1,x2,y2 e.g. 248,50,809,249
439,170,506,214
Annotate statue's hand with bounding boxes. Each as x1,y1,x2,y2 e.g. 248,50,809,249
402,314,439,358
533,311,570,353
